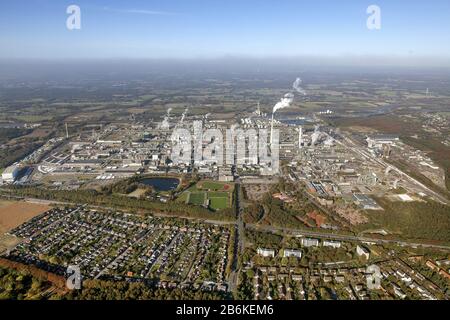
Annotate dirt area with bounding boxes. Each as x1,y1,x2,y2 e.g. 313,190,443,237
244,184,270,201
334,205,368,225
128,188,147,198
307,211,327,227
0,200,50,233
25,128,52,138
0,234,21,254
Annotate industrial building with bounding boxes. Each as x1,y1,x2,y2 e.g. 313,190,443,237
366,134,399,149
1,165,20,183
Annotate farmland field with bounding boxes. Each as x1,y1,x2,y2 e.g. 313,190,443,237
0,200,50,233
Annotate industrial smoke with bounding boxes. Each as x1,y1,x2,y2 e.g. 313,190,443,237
293,77,307,96
270,77,306,144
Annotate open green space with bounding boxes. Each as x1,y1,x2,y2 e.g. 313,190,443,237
178,180,234,211
209,197,229,210
188,192,206,205
208,191,229,198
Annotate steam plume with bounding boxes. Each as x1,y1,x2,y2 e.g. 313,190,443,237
272,93,294,114
293,77,307,96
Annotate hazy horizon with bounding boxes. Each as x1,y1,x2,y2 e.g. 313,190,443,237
2,0,450,61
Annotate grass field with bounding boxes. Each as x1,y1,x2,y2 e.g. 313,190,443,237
209,197,229,210
179,180,234,211
12,115,53,122
188,192,206,205
208,192,229,198
0,200,50,233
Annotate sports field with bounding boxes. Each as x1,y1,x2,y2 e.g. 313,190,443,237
188,192,206,205
197,181,233,192
180,180,234,211
209,197,229,210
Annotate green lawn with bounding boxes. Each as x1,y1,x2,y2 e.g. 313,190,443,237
209,197,229,210
188,192,206,205
208,192,229,198
178,180,234,210
176,192,189,203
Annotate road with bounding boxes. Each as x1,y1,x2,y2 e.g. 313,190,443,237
228,181,244,293
2,192,450,254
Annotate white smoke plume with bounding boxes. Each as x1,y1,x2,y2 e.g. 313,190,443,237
293,77,307,96
272,92,294,114
270,77,306,144
158,107,173,129
272,77,306,114
311,125,321,145
179,107,189,124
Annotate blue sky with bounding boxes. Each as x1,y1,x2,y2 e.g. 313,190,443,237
1,0,450,60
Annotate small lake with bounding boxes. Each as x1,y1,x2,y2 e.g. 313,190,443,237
140,177,179,191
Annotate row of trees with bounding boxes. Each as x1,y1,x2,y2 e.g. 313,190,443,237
369,198,450,243
0,141,43,168
64,280,229,300
6,186,236,221
0,264,230,300
0,266,49,300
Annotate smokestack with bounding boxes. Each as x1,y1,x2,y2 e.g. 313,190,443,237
65,123,69,139
270,113,274,145
298,126,303,148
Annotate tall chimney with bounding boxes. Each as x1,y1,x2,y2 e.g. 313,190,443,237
270,113,274,145
298,126,303,148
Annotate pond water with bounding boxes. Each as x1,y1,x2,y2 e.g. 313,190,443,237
139,177,179,191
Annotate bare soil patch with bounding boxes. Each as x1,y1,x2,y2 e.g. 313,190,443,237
0,201,50,233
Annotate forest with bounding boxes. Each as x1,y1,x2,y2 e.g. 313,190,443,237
366,198,450,243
